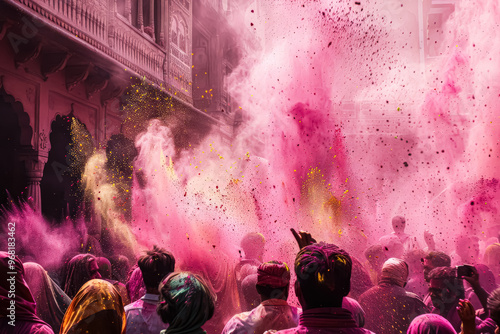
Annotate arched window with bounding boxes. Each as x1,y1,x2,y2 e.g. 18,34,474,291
179,21,187,52
171,18,178,45
117,0,127,17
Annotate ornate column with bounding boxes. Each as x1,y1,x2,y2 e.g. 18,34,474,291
18,149,48,212
158,0,165,46
138,0,144,31
149,0,155,36
126,0,132,22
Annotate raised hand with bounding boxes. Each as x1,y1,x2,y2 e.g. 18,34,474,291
457,299,476,334
291,228,317,250
424,230,435,250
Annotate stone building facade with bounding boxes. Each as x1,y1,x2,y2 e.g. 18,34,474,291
0,0,245,218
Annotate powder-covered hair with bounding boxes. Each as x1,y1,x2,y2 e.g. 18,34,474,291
295,242,352,300
428,266,464,300
425,251,451,268
138,245,175,290
428,266,454,280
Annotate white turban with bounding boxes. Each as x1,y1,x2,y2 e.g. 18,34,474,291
380,258,408,287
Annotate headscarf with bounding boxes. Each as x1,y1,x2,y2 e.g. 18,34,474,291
0,251,50,326
158,272,216,334
379,258,409,287
126,266,146,303
63,254,97,298
60,279,126,334
407,314,456,334
257,261,290,288
97,257,112,279
24,262,72,332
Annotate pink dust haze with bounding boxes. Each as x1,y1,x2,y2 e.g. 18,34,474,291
1,0,499,278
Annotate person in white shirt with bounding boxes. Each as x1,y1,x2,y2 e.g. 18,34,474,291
125,246,175,334
222,261,300,334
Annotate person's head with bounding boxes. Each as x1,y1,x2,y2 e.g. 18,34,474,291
64,254,101,298
60,279,126,334
256,261,291,301
380,235,405,259
404,249,426,276
138,246,175,293
455,234,480,263
428,267,464,314
364,244,386,271
110,255,130,283
97,257,112,280
487,287,500,331
241,232,266,261
392,216,406,234
379,258,409,287
294,242,352,310
423,251,451,282
157,272,216,332
484,243,500,274
407,314,456,334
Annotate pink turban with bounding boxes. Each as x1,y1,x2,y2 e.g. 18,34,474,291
257,261,290,288
407,314,456,334
380,258,409,287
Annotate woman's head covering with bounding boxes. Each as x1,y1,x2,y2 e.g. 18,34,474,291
126,266,146,302
157,272,216,334
64,254,98,298
407,314,456,334
60,279,126,334
0,252,48,325
97,257,112,279
24,262,72,332
379,258,409,287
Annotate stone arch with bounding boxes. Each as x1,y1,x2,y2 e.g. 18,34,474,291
0,84,32,207
41,110,94,222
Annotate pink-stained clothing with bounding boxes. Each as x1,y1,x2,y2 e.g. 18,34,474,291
341,297,365,328
124,293,167,334
222,299,300,334
359,282,428,333
0,252,54,334
268,307,375,334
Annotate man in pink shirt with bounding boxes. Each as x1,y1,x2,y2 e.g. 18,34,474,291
223,261,300,334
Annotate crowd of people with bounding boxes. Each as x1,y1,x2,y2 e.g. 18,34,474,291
1,215,500,334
